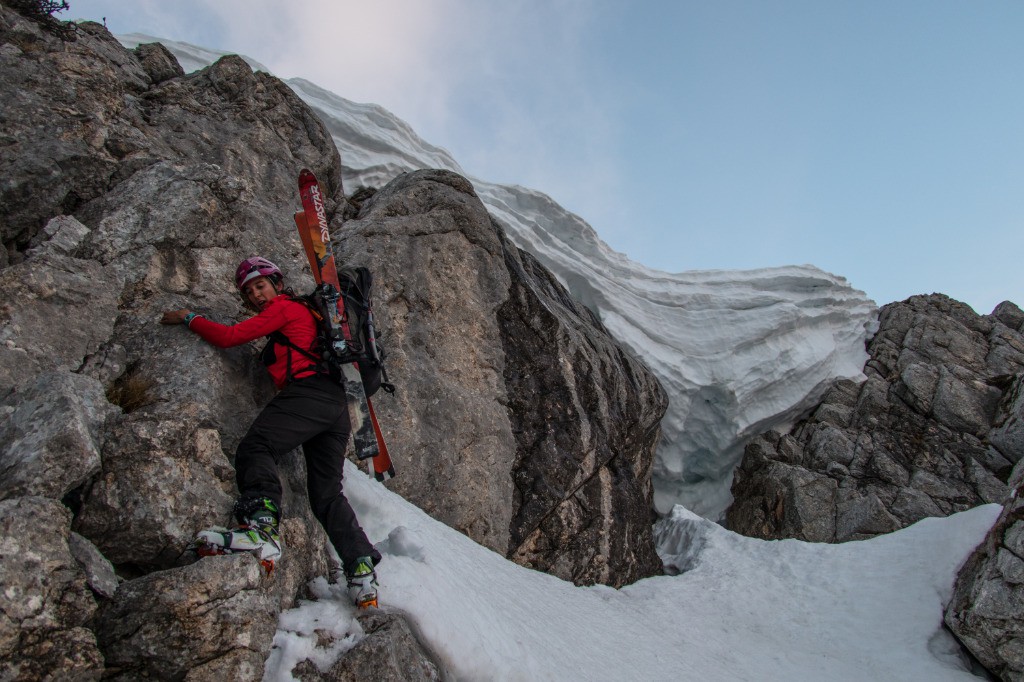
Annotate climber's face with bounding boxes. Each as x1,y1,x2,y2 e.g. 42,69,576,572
244,276,281,310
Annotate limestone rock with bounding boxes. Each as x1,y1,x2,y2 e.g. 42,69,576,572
293,611,441,681
994,301,1024,333
729,294,1024,541
72,418,238,568
500,242,666,586
132,41,184,83
0,370,116,501
729,295,1024,676
69,531,119,599
341,169,667,586
0,496,103,681
0,246,121,393
991,375,1024,468
0,8,345,676
94,553,279,681
2,5,341,267
341,170,515,555
945,462,1024,680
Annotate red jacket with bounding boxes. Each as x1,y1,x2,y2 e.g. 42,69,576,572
189,295,319,389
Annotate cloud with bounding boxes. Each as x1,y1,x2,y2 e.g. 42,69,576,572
185,1,466,125
210,0,626,230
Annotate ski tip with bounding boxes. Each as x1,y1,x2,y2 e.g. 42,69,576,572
298,168,316,186
374,466,396,482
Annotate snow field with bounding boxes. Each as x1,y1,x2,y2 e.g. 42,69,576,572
264,463,999,681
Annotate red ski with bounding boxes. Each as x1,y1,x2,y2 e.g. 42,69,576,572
295,169,395,480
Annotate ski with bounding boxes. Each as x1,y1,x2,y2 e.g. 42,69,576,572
294,169,394,479
368,399,395,480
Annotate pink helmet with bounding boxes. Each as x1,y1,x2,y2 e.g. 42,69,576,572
235,257,282,290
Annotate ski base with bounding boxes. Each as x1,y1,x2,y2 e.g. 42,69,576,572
341,362,378,460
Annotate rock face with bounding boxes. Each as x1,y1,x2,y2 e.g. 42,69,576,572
341,170,667,587
93,554,279,681
945,450,1024,682
0,5,666,679
292,611,442,681
500,242,665,582
0,497,105,681
728,294,1024,542
0,371,116,502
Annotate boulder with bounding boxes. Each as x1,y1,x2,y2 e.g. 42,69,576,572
69,532,119,599
341,169,666,586
945,461,1024,680
94,554,279,681
0,370,116,502
729,295,1024,541
0,497,103,681
292,611,441,681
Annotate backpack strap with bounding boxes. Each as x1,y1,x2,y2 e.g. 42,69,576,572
379,364,396,394
269,331,318,362
268,331,327,382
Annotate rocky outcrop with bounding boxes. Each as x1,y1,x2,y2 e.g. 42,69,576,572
291,611,441,681
500,239,665,583
944,382,1024,681
0,4,666,679
728,294,1024,542
0,497,105,681
0,5,346,676
93,554,279,680
341,170,666,586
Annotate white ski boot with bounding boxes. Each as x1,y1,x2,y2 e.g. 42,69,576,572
194,498,282,573
346,556,379,609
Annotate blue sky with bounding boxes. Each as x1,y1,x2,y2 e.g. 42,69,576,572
68,1,1022,313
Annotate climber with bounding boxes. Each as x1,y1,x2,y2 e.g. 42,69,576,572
160,256,381,608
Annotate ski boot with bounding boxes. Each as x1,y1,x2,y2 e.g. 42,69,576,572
346,555,379,609
193,497,282,574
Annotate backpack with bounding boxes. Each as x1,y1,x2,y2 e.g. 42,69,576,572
269,266,395,397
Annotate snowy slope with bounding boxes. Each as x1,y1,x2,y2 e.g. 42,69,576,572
120,35,877,519
265,462,997,681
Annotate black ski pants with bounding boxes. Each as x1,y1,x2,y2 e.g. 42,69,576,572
234,374,379,569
